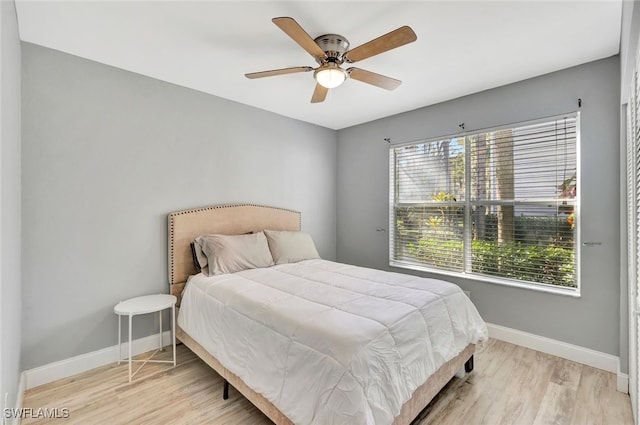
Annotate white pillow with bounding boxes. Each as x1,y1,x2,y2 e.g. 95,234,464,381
194,231,274,276
263,230,320,264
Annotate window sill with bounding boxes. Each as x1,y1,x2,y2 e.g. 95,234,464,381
389,260,581,298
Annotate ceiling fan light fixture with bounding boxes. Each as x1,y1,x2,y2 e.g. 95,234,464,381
314,64,346,89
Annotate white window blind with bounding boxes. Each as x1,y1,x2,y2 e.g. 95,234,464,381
390,114,578,291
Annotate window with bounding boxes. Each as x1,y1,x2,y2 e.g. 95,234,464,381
389,114,579,293
626,42,640,418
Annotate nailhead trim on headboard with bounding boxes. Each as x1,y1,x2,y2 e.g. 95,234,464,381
168,203,302,289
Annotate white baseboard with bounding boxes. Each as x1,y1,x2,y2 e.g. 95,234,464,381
617,370,630,394
486,322,628,393
23,331,172,390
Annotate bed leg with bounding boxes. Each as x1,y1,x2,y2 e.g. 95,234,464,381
223,379,229,400
464,355,474,373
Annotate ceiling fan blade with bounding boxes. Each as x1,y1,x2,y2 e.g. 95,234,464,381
344,26,417,63
347,67,402,90
272,17,327,59
245,66,314,79
311,84,328,103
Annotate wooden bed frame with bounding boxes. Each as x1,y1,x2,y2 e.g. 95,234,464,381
168,203,475,425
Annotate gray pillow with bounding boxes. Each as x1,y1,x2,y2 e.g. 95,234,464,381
263,230,320,264
194,231,274,276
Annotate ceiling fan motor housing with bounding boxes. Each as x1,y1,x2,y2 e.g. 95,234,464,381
314,34,349,64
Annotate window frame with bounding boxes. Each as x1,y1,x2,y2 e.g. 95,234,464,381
388,112,581,297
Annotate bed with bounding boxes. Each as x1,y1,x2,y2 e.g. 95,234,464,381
168,203,488,425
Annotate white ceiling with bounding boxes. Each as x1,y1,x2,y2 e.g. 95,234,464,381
15,1,622,130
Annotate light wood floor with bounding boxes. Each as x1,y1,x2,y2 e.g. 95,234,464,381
22,338,633,425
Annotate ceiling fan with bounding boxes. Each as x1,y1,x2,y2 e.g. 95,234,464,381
245,17,417,103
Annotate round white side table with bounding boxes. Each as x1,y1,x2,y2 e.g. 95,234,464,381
114,294,177,382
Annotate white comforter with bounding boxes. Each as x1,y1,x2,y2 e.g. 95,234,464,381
178,259,487,425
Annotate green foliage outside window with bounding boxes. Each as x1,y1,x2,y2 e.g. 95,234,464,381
396,207,576,288
406,238,575,287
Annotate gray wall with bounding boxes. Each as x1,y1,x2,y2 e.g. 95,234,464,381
21,43,337,369
1,0,22,410
336,56,621,357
